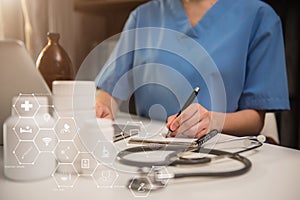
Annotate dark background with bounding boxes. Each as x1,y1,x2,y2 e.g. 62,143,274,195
263,0,300,150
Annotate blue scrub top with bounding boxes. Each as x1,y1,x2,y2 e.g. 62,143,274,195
96,0,290,121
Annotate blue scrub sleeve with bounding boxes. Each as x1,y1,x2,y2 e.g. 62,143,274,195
239,14,290,111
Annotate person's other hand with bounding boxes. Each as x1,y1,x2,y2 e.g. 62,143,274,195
166,103,211,138
95,101,113,119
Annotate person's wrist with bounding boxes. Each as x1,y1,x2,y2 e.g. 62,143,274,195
210,111,225,133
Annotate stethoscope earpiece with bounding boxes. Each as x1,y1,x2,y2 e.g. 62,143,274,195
257,135,266,143
243,135,265,147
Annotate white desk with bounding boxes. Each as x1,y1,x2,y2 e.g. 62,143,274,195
1,113,300,200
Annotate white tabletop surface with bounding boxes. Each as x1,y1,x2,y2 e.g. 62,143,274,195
1,112,300,200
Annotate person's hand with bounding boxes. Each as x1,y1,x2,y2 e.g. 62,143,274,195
95,101,113,119
166,103,211,138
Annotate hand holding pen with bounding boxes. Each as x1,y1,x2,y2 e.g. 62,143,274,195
166,87,212,138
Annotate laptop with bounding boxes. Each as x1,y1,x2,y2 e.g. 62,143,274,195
0,40,51,145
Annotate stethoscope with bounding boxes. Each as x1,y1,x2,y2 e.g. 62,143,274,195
117,134,266,192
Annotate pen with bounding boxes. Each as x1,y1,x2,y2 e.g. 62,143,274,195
165,86,200,138
194,129,218,146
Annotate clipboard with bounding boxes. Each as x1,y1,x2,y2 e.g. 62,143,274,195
128,129,219,148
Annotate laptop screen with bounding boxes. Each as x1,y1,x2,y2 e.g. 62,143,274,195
0,40,51,145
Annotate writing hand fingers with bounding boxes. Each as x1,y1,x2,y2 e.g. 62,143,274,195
169,103,211,138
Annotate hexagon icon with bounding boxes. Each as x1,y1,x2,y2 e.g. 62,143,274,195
55,141,78,163
14,141,39,164
34,106,58,129
74,152,98,176
52,163,79,188
14,118,39,140
35,129,58,152
55,118,79,141
124,121,148,141
13,94,39,117
128,176,152,198
112,121,142,143
93,141,118,166
92,164,119,188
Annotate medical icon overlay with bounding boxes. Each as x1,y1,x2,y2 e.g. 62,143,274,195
92,164,119,188
93,141,118,167
55,118,79,141
34,129,58,152
74,152,98,176
128,176,152,198
8,94,125,189
54,141,79,163
52,163,79,188
13,118,39,140
13,94,39,117
128,166,169,198
13,141,39,164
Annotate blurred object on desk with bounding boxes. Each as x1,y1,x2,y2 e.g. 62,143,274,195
36,32,75,91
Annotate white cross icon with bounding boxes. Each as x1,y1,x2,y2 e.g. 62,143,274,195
21,100,33,111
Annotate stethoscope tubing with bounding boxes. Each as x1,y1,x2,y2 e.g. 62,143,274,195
171,149,252,179
117,142,258,170
123,139,263,191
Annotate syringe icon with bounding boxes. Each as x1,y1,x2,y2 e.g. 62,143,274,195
21,146,33,159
